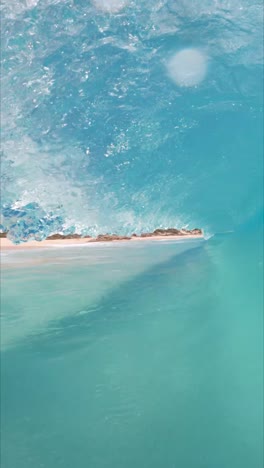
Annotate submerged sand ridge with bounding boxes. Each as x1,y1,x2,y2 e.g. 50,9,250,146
0,228,203,250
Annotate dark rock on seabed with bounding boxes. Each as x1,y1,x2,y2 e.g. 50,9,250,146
48,228,202,241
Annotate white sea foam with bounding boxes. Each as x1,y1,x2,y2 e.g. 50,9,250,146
92,0,128,13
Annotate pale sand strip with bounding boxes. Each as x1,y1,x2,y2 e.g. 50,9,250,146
0,235,203,251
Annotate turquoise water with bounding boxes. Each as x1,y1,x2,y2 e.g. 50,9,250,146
1,233,263,467
1,0,263,466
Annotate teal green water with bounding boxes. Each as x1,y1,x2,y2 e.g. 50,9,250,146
1,234,263,468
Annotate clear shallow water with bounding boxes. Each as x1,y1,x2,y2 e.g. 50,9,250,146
1,239,202,349
1,234,263,468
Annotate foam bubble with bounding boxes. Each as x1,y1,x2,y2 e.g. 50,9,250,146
167,49,207,87
92,0,127,13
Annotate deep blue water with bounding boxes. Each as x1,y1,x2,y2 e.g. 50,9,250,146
0,1,263,467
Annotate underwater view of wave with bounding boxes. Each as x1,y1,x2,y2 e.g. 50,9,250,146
0,0,263,467
1,0,263,238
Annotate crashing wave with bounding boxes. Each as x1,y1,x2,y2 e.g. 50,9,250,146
1,0,263,242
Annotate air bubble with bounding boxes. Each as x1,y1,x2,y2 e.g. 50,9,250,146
167,48,208,87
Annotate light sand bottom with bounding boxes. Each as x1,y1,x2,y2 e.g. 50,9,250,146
0,235,203,251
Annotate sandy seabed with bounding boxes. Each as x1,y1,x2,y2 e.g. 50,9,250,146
0,234,203,251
